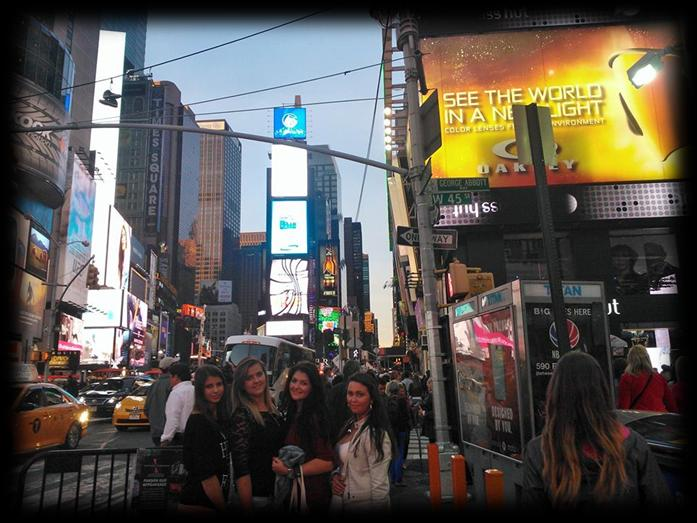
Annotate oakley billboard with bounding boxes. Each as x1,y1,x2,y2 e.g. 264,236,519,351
421,22,685,187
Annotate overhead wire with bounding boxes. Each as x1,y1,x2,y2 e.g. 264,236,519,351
69,57,402,126
11,9,329,103
355,17,390,220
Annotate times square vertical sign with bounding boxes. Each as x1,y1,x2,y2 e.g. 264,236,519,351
146,87,164,234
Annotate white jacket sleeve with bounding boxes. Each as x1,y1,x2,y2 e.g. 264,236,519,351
161,388,179,442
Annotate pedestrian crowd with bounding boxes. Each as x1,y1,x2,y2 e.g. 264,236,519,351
141,355,435,515
140,344,679,514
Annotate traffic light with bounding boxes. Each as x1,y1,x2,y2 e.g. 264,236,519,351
86,264,100,289
446,262,495,300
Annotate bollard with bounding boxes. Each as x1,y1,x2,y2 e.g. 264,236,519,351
450,454,467,509
427,443,441,509
484,468,504,507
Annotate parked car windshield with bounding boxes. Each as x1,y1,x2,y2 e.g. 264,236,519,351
130,383,152,396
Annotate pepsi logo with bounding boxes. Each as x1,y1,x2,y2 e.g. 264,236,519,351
549,319,580,349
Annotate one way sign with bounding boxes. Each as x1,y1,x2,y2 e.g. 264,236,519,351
396,226,458,250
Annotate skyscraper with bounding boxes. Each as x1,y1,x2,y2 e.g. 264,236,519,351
309,145,342,241
195,119,242,300
100,14,147,74
114,76,183,285
234,232,268,333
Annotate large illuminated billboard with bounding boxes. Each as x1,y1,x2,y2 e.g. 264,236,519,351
83,289,127,328
421,22,685,187
265,319,304,337
271,144,308,197
270,259,309,316
273,107,307,140
270,200,308,255
105,206,132,290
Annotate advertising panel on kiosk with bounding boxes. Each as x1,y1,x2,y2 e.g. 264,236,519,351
450,289,524,460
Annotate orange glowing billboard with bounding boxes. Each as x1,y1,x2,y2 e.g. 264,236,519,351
421,23,686,187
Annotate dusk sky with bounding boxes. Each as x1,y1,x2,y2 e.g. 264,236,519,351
144,11,396,346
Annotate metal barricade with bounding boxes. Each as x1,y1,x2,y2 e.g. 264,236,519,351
16,447,139,514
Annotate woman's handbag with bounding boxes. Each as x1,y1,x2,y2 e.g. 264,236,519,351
630,372,653,408
288,466,308,513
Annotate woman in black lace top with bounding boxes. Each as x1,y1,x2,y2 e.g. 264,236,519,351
230,357,284,512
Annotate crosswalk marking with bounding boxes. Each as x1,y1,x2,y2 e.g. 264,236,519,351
406,428,430,460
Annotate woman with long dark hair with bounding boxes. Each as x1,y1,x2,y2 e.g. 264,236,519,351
522,351,673,509
230,357,284,512
178,365,232,514
271,361,334,513
331,372,395,512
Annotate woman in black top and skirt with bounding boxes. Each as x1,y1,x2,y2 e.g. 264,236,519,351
178,365,232,514
230,357,284,512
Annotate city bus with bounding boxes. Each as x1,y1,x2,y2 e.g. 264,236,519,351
222,335,315,396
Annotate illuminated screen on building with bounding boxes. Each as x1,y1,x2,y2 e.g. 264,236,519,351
271,144,308,197
273,107,307,140
270,259,309,316
317,307,341,331
421,22,685,187
270,200,308,255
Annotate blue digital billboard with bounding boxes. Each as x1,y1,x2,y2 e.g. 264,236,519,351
274,107,307,140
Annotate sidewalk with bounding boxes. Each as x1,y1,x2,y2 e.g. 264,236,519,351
390,429,433,513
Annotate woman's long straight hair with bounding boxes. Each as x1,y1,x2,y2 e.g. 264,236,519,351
280,361,330,452
541,351,628,507
193,364,231,426
231,356,278,425
337,373,396,462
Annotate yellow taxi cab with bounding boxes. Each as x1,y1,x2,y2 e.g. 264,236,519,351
11,364,89,454
111,381,152,431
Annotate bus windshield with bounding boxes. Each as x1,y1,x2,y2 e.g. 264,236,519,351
224,343,275,370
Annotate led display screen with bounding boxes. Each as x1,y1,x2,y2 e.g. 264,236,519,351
83,289,127,328
271,144,308,197
270,259,309,316
273,107,307,140
270,200,308,255
58,313,84,352
265,319,304,336
26,226,50,280
317,307,341,332
421,22,685,187
105,206,132,291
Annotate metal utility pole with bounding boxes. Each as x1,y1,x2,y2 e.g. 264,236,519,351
398,14,458,497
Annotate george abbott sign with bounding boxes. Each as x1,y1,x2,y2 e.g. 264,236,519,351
396,226,458,250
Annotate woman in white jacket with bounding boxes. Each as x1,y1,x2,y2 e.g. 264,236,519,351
331,373,395,513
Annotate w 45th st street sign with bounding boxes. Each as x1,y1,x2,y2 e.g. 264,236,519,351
396,226,458,250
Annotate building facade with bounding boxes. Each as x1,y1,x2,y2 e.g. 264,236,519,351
195,119,242,299
234,232,267,334
114,76,184,286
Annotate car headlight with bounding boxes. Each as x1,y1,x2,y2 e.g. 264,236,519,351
107,397,117,404
77,397,85,404
79,410,90,424
114,401,122,410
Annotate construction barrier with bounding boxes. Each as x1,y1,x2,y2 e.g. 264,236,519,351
427,442,441,509
450,454,468,509
484,468,504,507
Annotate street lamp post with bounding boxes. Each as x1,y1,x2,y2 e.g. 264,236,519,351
43,250,94,382
398,13,459,498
